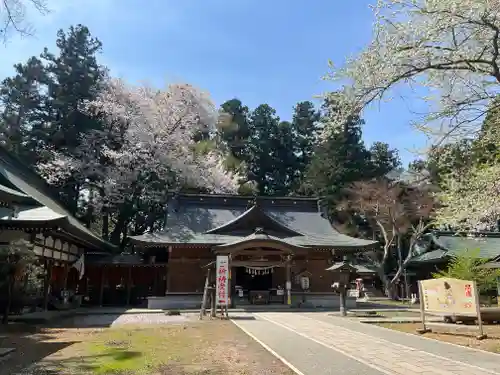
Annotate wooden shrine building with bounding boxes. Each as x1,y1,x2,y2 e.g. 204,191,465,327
0,147,114,311
130,193,377,309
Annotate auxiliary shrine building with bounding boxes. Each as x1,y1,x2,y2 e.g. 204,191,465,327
130,193,377,308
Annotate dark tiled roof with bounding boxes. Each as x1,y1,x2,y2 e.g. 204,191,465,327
0,205,65,223
0,147,115,251
409,249,448,264
130,194,377,249
479,261,500,269
0,183,36,205
409,231,500,264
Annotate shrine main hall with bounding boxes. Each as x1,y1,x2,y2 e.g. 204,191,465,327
129,193,377,309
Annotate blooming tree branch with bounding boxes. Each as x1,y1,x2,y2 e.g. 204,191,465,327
324,0,500,143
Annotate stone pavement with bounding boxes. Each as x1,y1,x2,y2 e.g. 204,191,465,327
231,312,500,375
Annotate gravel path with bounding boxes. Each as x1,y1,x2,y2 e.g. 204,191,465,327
56,313,194,328
231,312,500,375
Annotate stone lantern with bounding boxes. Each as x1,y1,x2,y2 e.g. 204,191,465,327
326,256,357,316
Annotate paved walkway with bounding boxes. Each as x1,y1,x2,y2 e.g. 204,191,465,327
231,312,500,375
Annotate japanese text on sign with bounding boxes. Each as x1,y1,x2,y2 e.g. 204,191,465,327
215,255,229,306
464,284,472,297
420,277,478,315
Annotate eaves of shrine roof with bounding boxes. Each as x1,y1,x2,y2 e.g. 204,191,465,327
0,205,66,225
129,193,377,249
0,183,36,206
214,230,308,251
0,147,115,251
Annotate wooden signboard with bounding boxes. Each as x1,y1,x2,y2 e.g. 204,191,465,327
418,277,485,338
215,255,229,308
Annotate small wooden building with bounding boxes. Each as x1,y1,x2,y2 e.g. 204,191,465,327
407,231,500,294
0,147,114,310
130,193,377,309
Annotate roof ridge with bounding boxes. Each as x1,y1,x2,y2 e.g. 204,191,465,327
169,192,321,201
204,204,304,236
0,147,115,250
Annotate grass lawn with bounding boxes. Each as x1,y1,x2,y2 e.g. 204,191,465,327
377,322,500,354
0,320,295,375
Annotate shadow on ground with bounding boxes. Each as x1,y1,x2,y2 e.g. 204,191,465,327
0,324,78,375
49,314,124,329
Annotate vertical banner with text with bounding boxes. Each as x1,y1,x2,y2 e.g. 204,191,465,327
216,255,229,307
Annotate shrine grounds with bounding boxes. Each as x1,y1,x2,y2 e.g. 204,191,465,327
0,313,295,375
2,309,500,375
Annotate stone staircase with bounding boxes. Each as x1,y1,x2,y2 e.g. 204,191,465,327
362,286,385,299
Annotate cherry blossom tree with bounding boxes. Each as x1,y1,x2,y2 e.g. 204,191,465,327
325,0,500,229
341,178,435,297
38,78,239,243
85,79,239,194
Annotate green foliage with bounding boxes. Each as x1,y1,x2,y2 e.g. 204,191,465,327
218,99,251,159
301,97,401,222
0,239,44,321
432,248,500,293
0,24,106,215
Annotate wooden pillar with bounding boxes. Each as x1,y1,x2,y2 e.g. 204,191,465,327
166,266,171,294
126,266,132,306
200,268,211,319
99,267,105,307
166,246,172,294
210,288,216,317
152,267,158,295
63,263,69,290
43,260,53,311
286,255,292,306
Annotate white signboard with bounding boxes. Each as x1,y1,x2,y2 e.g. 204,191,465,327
216,255,229,306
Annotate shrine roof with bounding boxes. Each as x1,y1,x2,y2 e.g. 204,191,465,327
0,183,36,205
129,193,377,249
0,147,115,251
408,231,500,264
0,205,65,223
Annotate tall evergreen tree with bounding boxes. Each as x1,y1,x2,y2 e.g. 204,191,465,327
244,104,301,195
218,98,250,160
38,24,106,155
290,101,320,190
0,57,48,164
301,96,400,222
246,104,281,195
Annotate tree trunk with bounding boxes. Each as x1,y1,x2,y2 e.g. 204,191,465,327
378,269,397,299
120,225,128,249
102,210,109,241
110,209,129,245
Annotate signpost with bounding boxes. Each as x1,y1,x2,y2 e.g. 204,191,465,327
497,276,500,307
215,255,229,318
418,277,486,339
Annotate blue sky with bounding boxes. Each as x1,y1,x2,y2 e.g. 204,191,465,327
1,0,428,165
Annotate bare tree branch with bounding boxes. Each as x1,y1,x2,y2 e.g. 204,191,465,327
1,0,49,43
